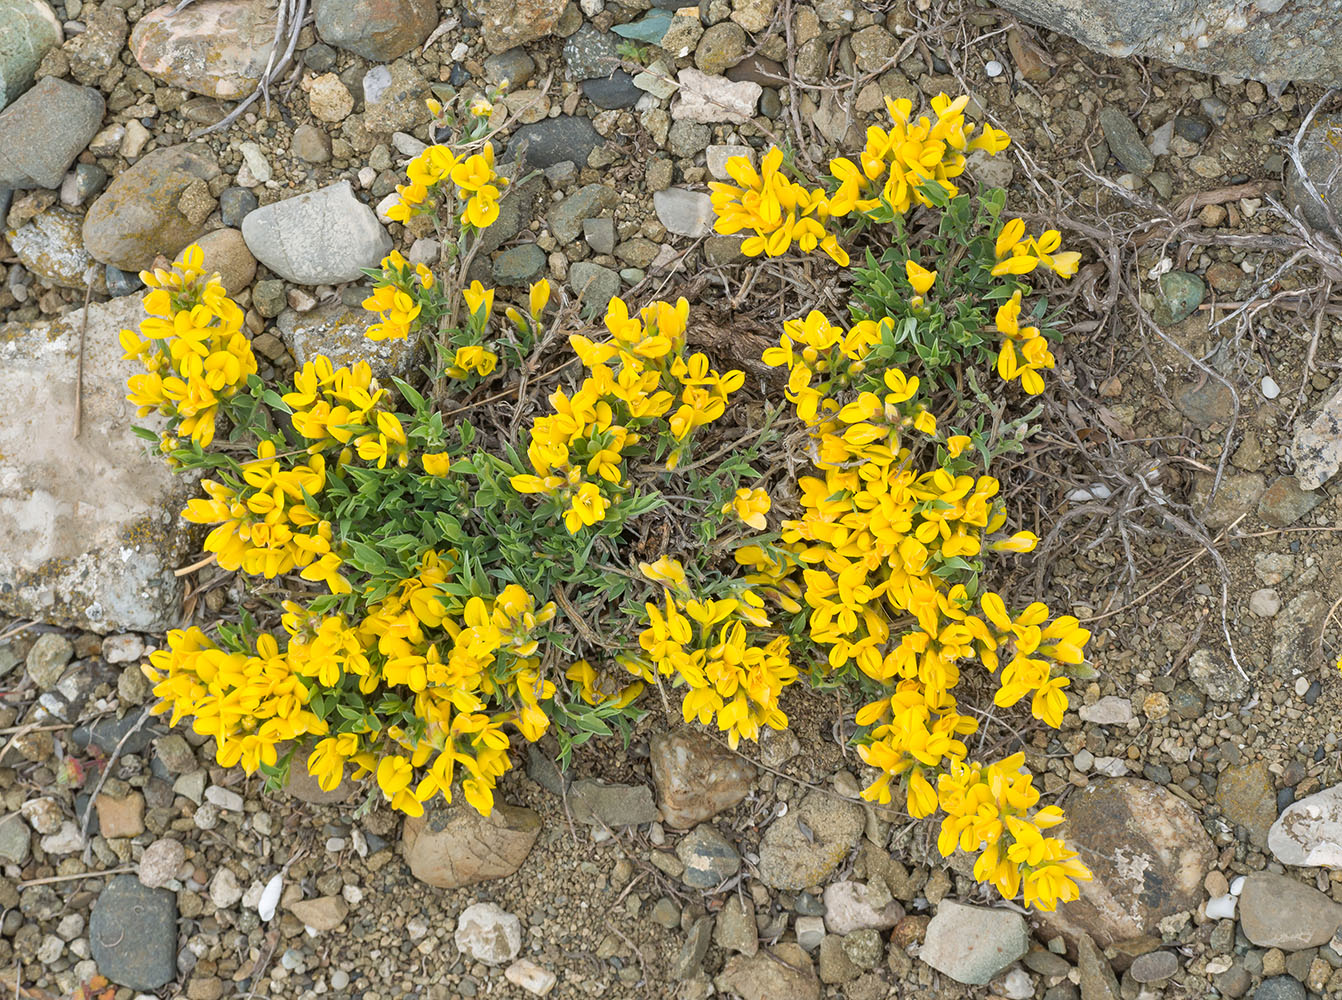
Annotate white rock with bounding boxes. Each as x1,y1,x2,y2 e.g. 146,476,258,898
1262,375,1281,399
1093,756,1129,777
363,65,392,103
505,958,557,996
209,867,244,908
138,838,186,889
1291,379,1342,490
204,785,244,811
999,967,1034,999
706,144,755,181
633,59,677,100
821,880,903,936
121,119,151,160
375,191,401,224
1269,784,1342,867
392,131,428,157
241,180,392,284
985,59,1003,77
454,902,522,966
671,68,760,124
1205,893,1237,919
1078,695,1133,725
102,634,145,663
20,796,64,834
653,188,714,237
795,915,825,951
39,820,83,855
237,141,272,184
257,872,283,921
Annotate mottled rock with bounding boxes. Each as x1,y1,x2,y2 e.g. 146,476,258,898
653,188,714,237
509,115,603,169
492,243,546,285
569,779,658,827
1216,760,1277,848
0,295,192,631
402,797,540,888
676,823,741,888
1076,931,1120,1000
1271,590,1329,676
83,144,221,271
1129,950,1179,983
455,902,522,965
993,0,1342,86
314,0,436,61
277,302,422,383
672,914,714,980
466,0,567,53
1188,647,1250,701
0,0,61,112
194,227,256,296
241,181,390,284
0,77,104,189
672,68,760,123
921,901,1029,985
90,876,177,990
1292,380,1342,490
822,881,903,936
130,0,276,100
1039,778,1214,948
715,894,758,956
1258,475,1323,527
137,838,185,889
1271,784,1342,868
757,789,864,890
1152,270,1205,325
716,942,821,1000
64,3,126,84
360,61,432,135
650,729,755,829
287,895,348,931
1239,872,1342,950
7,207,105,291
1286,115,1342,236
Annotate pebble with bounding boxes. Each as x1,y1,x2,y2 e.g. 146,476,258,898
922,901,1028,985
1270,784,1342,867
314,0,436,61
138,839,186,889
650,729,755,829
672,68,760,123
1078,695,1132,725
1099,107,1154,175
0,0,63,112
288,895,348,931
675,823,741,888
505,959,557,996
1239,872,1342,949
209,867,244,908
1255,977,1307,1000
1291,380,1342,490
90,876,177,990
653,188,714,237
204,785,244,812
1250,588,1281,617
455,902,522,965
985,59,1003,77
0,813,30,864
241,180,391,284
26,632,73,689
1130,950,1179,983
130,0,275,100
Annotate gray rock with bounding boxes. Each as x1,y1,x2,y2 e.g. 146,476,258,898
402,798,541,889
568,261,620,309
1258,475,1323,528
840,928,882,969
1129,950,1179,984
1286,115,1342,236
137,838,185,889
130,0,276,100
676,824,740,888
583,217,616,255
1255,977,1307,1000
583,72,641,109
313,0,436,61
9,207,106,291
492,243,546,286
0,78,104,189
90,875,177,990
716,943,821,1000
65,4,127,85
484,48,536,87
1038,778,1214,948
62,162,109,207
667,120,712,158
1098,108,1154,176
26,632,72,689
83,144,221,271
0,295,193,631
672,68,760,123
242,181,390,284
360,60,432,135
74,713,164,755
757,789,864,890
454,902,522,965
548,183,618,245
0,0,61,112
1270,783,1342,867
568,779,658,827
0,813,30,864
650,729,755,829
654,188,714,237
280,302,417,381
695,21,747,76
817,934,858,985
1078,695,1132,725
715,895,757,956
218,186,258,228
466,0,567,53
1239,872,1342,950
1271,590,1329,677
1075,932,1120,1000
1292,380,1342,490
563,24,620,80
994,0,1342,86
510,116,603,169
921,901,1029,985
821,881,903,936
671,915,713,980
1188,647,1249,701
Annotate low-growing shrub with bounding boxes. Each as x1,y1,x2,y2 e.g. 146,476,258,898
127,91,1092,910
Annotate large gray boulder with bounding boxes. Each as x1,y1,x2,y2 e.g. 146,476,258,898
996,0,1342,85
0,295,195,631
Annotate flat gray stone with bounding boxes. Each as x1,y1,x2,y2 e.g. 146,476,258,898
90,875,177,990
568,261,620,309
314,0,437,61
0,295,193,631
509,115,602,169
654,188,714,237
921,901,1028,986
756,789,863,890
241,180,391,284
568,779,658,827
0,77,104,189
1239,872,1342,950
548,182,618,245
0,0,62,112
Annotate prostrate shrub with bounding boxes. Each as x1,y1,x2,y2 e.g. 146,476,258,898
126,90,1092,911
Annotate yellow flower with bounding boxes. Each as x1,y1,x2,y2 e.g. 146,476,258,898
947,435,972,458
906,260,937,295
422,452,452,476
639,556,688,591
470,96,494,118
564,482,610,533
463,280,495,319
529,278,551,319
723,487,771,531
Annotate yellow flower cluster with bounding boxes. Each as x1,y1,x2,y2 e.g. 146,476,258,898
143,627,325,773
829,94,1011,217
994,290,1056,395
992,218,1081,280
181,440,350,594
363,250,437,342
937,753,1092,910
121,244,257,449
510,295,744,529
386,142,506,229
626,558,796,748
710,147,849,265
284,356,408,469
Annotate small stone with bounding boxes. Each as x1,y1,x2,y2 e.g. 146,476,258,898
716,943,821,1000
1188,648,1250,701
95,792,145,839
511,115,603,169
1078,695,1132,725
314,0,436,61
90,875,177,990
1292,381,1342,490
821,881,903,936
204,785,244,812
1076,932,1120,1000
583,216,616,254
130,0,276,100
650,729,755,829
504,959,556,996
1153,270,1205,325
0,77,104,189
26,632,73,689
1129,950,1179,983
715,895,758,956
921,901,1029,985
757,789,863,890
672,68,760,124
492,243,546,286
795,915,826,951
194,228,256,296
0,814,30,864
675,824,741,888
568,261,620,309
138,839,186,889
562,24,620,80
209,867,243,909
288,895,348,931
1250,588,1282,617
672,915,714,980
569,779,658,827
455,902,522,965
1099,108,1154,176
1254,977,1307,1000
1270,784,1342,868
1258,476,1323,528
695,22,747,76
0,0,62,112
485,48,536,87
402,797,540,888
547,182,618,244
818,934,859,984
1239,872,1342,949
654,188,714,237
308,73,353,122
